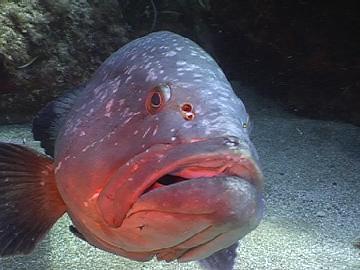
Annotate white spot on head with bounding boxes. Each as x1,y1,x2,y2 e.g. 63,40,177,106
176,61,186,66
105,99,114,113
152,126,158,136
100,93,108,102
127,65,137,75
125,75,133,84
124,116,133,124
165,51,177,57
80,131,86,136
86,108,95,117
145,69,158,82
145,62,152,69
143,127,151,138
183,122,193,128
171,136,176,141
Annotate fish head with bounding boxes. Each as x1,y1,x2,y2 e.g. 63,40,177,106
55,31,264,263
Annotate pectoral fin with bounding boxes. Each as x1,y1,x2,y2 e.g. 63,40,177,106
0,143,66,256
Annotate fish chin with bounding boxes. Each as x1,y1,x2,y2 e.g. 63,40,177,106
121,175,264,262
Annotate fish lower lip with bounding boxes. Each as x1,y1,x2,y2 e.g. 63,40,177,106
97,137,263,228
121,176,264,254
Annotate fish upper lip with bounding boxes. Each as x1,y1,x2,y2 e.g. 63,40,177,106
97,136,263,228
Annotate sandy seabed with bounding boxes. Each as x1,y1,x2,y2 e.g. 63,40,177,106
0,83,359,270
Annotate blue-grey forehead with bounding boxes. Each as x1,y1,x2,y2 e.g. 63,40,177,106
84,31,246,119
95,31,228,86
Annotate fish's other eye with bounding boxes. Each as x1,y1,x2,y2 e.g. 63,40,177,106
146,84,171,114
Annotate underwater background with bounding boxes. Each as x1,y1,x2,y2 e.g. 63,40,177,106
0,1,359,269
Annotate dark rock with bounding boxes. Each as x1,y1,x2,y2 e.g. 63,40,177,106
0,0,129,124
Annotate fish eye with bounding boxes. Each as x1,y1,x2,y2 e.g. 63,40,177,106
150,92,162,108
146,84,171,114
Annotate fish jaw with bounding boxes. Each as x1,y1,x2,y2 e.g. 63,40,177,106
93,136,263,261
126,176,263,262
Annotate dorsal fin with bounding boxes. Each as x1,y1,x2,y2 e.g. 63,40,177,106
32,86,85,157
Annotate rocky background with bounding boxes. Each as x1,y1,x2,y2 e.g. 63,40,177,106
0,0,359,125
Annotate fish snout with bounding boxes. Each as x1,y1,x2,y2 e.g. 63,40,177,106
95,136,263,261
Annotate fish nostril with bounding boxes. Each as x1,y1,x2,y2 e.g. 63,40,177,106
183,112,195,121
181,103,193,112
180,103,195,121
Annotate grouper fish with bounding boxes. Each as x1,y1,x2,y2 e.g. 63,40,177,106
0,31,264,269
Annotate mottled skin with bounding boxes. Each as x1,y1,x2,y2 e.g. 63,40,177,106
54,31,264,264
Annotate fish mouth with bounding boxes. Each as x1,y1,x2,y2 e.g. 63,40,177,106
142,150,261,196
98,136,263,227
96,136,264,261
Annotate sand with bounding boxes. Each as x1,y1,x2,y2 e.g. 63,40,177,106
0,83,359,270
